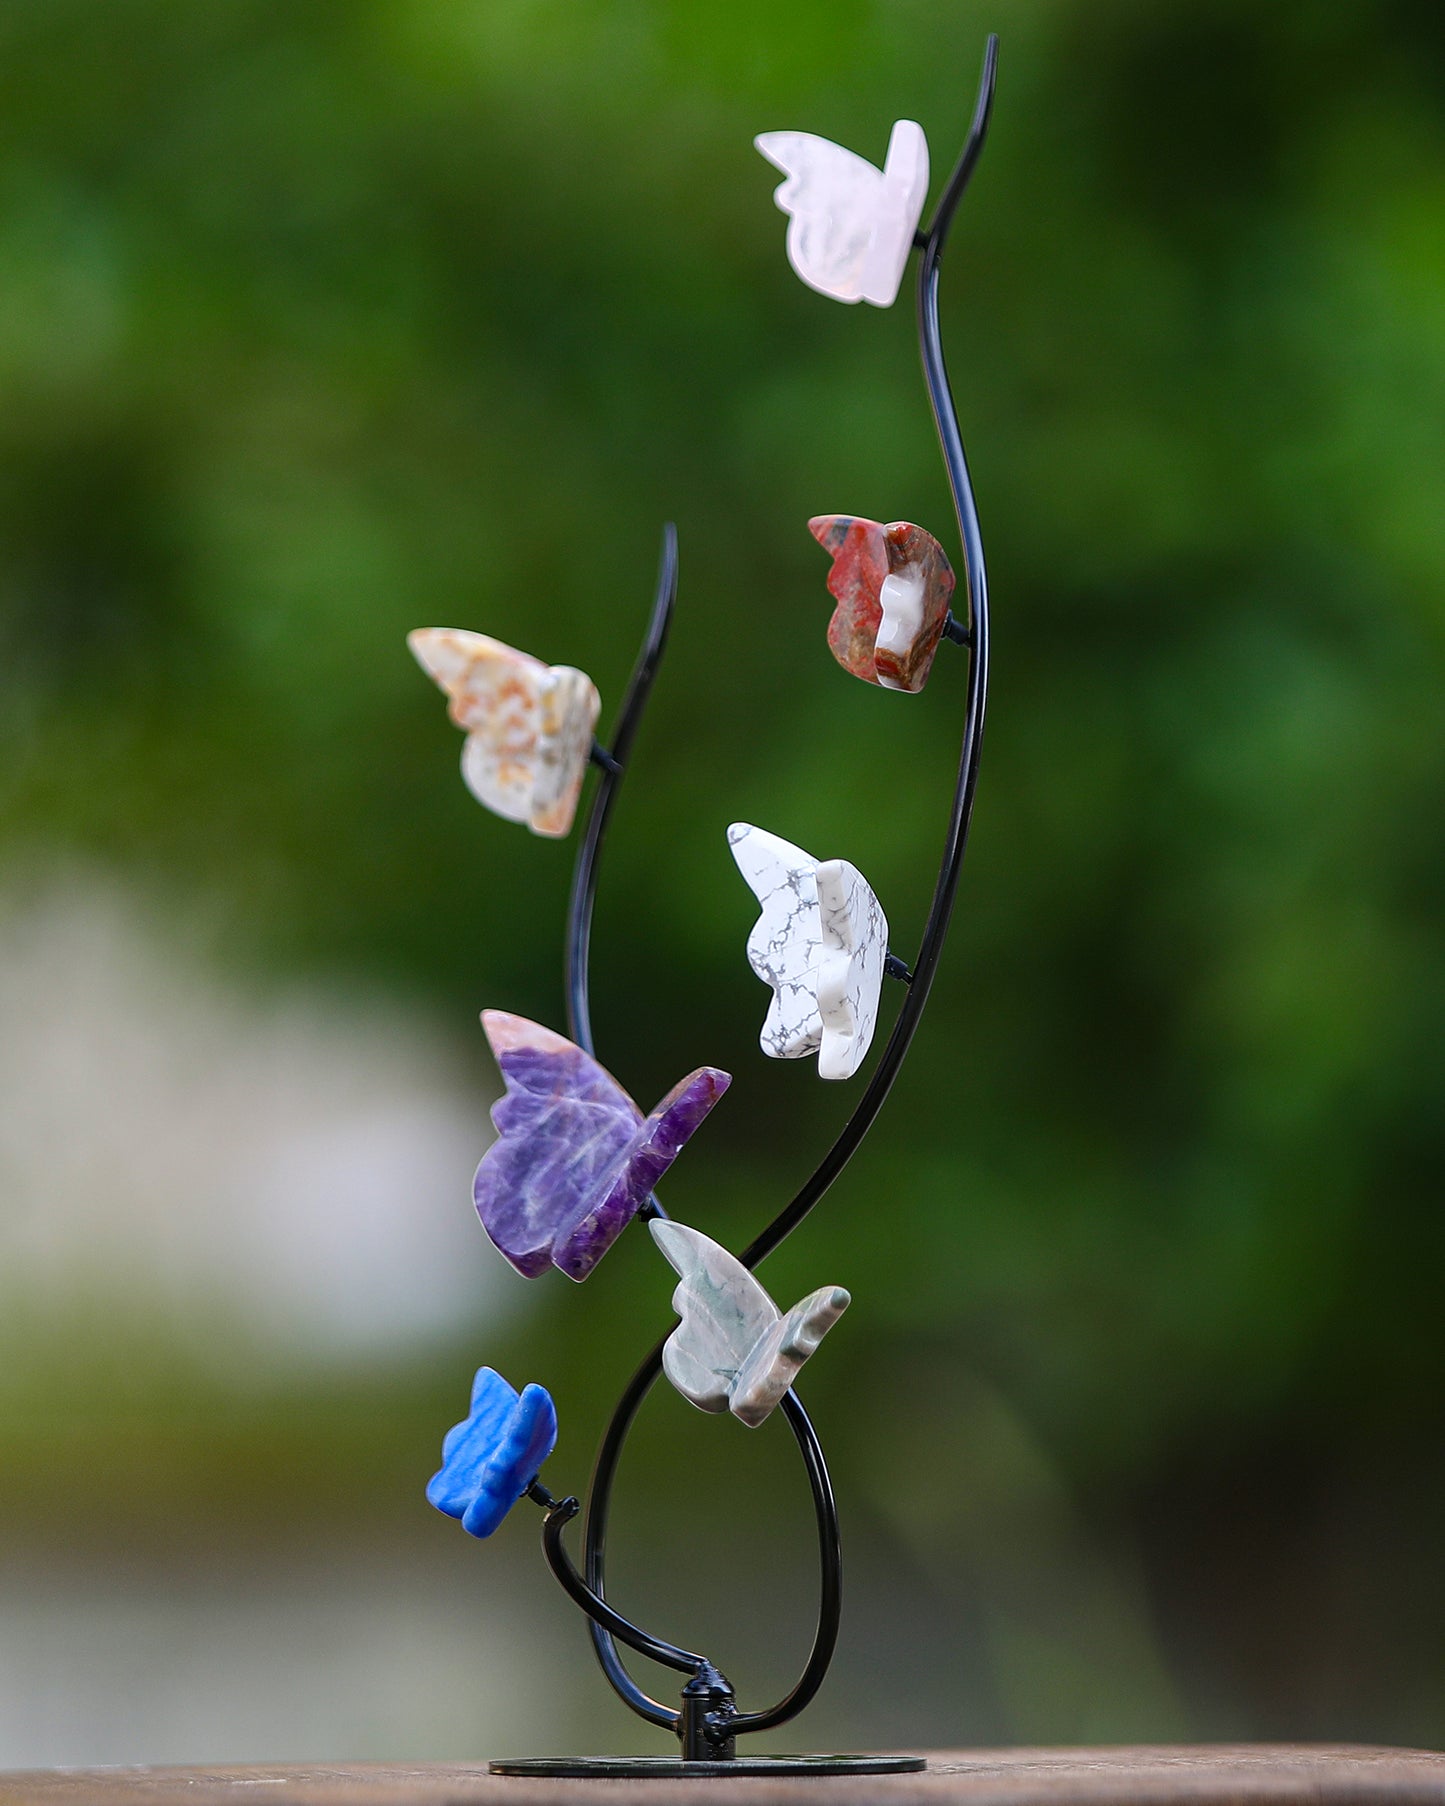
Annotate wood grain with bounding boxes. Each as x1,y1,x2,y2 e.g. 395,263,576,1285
2,1747,1443,1806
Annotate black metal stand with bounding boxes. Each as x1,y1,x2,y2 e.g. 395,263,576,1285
490,1756,928,1779
492,35,998,1777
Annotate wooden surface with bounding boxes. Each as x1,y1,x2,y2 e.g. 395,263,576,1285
2,1747,1444,1806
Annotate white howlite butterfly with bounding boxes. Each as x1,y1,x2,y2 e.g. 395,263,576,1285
408,628,601,838
651,1220,850,1428
754,120,929,308
727,821,889,1082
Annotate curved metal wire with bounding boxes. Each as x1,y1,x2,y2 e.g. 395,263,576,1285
554,34,1000,1745
730,1389,841,1735
538,1493,706,1676
577,1341,842,1734
566,521,678,1055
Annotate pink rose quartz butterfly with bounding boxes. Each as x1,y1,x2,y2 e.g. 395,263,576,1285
808,515,956,693
754,123,930,309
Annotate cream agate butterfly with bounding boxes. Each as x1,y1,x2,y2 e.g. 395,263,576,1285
727,822,889,1082
408,629,601,838
754,120,929,308
651,1220,850,1428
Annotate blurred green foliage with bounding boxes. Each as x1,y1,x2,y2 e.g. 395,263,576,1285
2,0,1444,1756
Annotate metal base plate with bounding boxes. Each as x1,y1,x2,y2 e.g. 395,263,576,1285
489,1754,927,1779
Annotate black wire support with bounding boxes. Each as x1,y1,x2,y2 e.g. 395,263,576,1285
566,521,677,1057
541,34,998,1752
539,1493,706,1675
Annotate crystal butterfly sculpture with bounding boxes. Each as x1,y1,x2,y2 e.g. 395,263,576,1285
651,1221,850,1428
408,628,601,837
754,121,929,308
810,515,956,693
474,1011,730,1281
427,1366,558,1538
727,823,888,1082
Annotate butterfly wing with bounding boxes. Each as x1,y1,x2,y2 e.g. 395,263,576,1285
727,822,826,1059
530,665,602,837
809,515,889,683
755,121,928,308
409,628,546,825
462,1378,557,1537
755,131,887,305
814,859,888,1081
730,1284,851,1427
551,1064,730,1281
651,1220,780,1414
871,120,930,306
474,1012,644,1278
873,522,955,693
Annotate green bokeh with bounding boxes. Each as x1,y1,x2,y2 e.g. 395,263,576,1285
1,0,1444,1755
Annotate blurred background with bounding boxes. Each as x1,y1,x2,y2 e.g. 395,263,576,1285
1,0,1444,1770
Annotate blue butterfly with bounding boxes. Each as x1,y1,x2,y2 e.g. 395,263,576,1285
427,1367,558,1538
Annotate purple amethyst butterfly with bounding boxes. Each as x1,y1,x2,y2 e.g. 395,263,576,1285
475,1011,730,1281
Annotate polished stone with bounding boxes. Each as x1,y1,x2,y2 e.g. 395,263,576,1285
755,121,929,308
426,1366,557,1538
474,1012,729,1280
728,823,888,1080
808,515,956,692
815,857,889,1083
408,628,601,837
650,1220,850,1428
726,823,825,1062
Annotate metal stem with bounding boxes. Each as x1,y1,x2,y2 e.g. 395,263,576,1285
539,1494,706,1676
566,522,678,1055
729,1389,841,1735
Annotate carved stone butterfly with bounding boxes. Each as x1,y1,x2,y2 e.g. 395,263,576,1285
408,628,600,837
810,516,956,692
651,1220,850,1428
474,1012,730,1280
427,1366,557,1539
754,121,929,308
727,822,888,1081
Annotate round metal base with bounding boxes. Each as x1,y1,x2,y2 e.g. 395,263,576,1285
489,1754,926,1779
